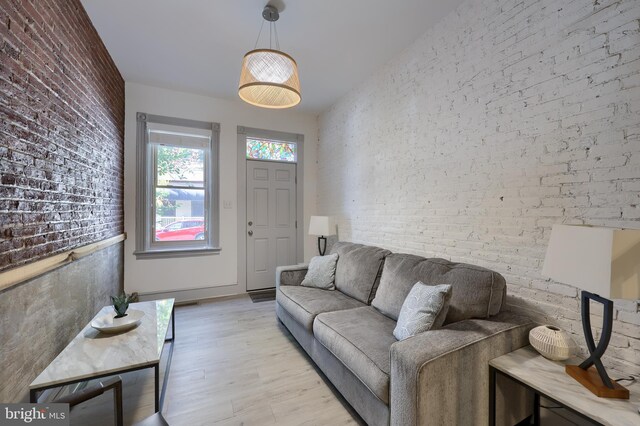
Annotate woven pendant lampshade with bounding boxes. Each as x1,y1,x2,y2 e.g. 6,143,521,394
238,5,301,109
238,49,301,109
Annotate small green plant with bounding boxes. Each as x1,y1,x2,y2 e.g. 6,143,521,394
111,293,133,318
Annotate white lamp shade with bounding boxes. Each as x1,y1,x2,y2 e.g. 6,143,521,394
238,49,301,109
542,225,640,299
308,216,334,236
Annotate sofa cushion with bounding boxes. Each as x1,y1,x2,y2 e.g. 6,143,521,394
314,306,397,404
329,242,391,304
301,254,339,290
372,254,506,324
393,282,452,341
277,286,365,331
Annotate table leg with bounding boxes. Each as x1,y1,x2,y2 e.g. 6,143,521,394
171,308,175,340
533,392,540,426
156,307,175,413
159,335,174,412
165,308,175,343
489,366,496,426
154,364,160,413
113,379,124,426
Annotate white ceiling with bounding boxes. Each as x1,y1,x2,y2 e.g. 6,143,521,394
81,0,465,113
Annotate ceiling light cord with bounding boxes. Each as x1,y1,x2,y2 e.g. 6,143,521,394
253,19,265,49
254,14,281,51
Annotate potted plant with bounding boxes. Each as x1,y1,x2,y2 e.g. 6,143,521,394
111,293,133,318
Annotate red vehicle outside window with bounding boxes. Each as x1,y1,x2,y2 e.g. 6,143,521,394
155,220,205,241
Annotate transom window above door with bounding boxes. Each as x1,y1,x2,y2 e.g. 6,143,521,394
246,138,297,163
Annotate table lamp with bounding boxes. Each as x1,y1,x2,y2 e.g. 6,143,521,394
308,216,335,256
542,224,640,399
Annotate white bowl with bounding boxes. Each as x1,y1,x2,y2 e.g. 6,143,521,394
529,325,575,361
91,310,145,334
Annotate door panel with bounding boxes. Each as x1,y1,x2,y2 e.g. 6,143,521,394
253,188,269,227
275,189,290,227
275,169,290,181
253,238,268,272
247,160,297,291
253,167,269,180
276,237,290,267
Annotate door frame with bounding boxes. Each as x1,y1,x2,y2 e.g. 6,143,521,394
237,126,304,292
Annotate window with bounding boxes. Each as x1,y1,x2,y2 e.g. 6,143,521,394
246,138,297,162
135,113,220,257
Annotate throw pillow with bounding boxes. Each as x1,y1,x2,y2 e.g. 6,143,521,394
301,254,339,290
393,282,452,341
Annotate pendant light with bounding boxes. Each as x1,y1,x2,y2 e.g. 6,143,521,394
238,5,301,109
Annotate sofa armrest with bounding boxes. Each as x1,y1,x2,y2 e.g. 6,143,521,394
275,264,309,289
389,312,533,426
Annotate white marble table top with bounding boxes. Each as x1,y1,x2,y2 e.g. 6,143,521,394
490,346,640,426
30,299,174,390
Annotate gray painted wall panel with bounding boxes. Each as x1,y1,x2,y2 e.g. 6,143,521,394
0,243,124,402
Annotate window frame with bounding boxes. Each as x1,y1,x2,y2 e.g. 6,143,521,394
135,112,221,259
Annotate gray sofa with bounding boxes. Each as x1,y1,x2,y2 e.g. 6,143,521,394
275,242,533,426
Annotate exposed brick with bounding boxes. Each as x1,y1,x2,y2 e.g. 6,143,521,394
0,0,124,272
318,0,640,376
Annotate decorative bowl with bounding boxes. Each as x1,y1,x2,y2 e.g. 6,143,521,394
529,325,575,361
91,309,144,334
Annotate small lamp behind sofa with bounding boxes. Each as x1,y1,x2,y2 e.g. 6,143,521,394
308,216,335,256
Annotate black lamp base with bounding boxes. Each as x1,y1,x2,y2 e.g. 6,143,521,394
566,365,629,399
317,236,327,256
569,291,629,399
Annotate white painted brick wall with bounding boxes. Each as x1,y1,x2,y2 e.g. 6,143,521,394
318,0,640,376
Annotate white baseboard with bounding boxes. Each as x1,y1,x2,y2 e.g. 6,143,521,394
137,283,244,304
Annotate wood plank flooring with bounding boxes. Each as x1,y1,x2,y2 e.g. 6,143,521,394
69,295,363,426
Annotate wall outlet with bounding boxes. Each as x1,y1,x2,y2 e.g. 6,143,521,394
223,200,232,209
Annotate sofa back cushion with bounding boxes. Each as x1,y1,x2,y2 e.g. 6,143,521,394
329,242,391,304
371,253,506,324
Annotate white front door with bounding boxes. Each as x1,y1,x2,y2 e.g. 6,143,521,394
246,160,297,291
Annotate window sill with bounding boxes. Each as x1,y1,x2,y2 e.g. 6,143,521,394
133,247,222,260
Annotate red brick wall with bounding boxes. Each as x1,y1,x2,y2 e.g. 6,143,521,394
0,0,124,272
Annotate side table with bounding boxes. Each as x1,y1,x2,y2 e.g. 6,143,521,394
489,346,640,426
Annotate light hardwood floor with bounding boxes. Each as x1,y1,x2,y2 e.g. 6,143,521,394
70,295,363,426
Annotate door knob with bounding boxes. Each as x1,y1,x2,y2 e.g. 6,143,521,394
248,230,253,236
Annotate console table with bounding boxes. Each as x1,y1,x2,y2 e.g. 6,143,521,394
489,346,640,426
30,299,175,413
